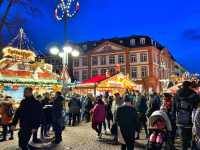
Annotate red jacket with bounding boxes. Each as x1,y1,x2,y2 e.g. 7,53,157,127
92,104,106,123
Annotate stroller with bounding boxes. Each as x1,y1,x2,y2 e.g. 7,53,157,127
147,110,174,150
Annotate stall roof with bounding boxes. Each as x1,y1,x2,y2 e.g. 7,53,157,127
81,75,107,84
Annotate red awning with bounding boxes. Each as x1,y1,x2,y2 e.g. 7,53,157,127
81,75,107,84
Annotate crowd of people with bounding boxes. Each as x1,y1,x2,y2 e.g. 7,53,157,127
0,80,199,150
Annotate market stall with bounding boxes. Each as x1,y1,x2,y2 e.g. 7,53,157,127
74,73,137,96
0,46,61,101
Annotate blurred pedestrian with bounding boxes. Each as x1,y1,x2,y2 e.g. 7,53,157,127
91,96,106,139
135,91,148,139
41,93,52,138
52,91,65,144
68,96,81,126
0,96,14,141
147,92,161,117
173,81,200,150
11,87,43,150
115,94,139,150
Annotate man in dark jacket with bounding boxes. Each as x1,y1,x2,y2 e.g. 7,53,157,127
41,93,52,138
52,91,64,144
135,91,148,139
147,92,161,117
173,81,200,150
11,87,43,150
115,94,139,150
68,96,81,126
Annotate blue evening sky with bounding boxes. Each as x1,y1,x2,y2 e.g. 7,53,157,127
0,0,200,73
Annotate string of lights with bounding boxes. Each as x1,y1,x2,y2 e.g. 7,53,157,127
55,0,80,21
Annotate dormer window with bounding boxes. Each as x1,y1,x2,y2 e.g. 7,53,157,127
140,38,146,45
82,44,87,50
130,38,136,46
120,40,123,44
151,39,154,45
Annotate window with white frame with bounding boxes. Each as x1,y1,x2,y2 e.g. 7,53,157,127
100,56,106,65
141,66,148,78
140,53,148,62
82,57,88,66
130,54,137,63
92,69,98,77
118,55,124,64
140,38,146,45
101,68,107,75
130,38,136,46
74,70,79,81
74,58,79,67
131,67,137,79
82,70,88,81
109,55,115,64
82,44,87,50
92,56,98,66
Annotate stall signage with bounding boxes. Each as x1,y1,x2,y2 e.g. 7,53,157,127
3,47,36,62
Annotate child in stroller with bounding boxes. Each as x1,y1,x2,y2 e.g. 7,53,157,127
147,110,174,150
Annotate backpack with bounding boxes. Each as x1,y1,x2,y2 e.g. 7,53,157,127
176,94,195,125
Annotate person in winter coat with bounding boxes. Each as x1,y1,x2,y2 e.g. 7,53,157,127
135,91,148,139
84,96,93,122
0,96,14,141
11,87,43,150
192,99,200,149
91,96,106,138
52,91,65,144
41,93,52,138
68,96,81,126
115,94,140,150
172,81,200,150
147,92,161,117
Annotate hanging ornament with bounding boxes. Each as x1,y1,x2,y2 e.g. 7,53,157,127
55,0,80,21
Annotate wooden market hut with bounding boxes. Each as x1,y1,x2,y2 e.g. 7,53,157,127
74,73,137,96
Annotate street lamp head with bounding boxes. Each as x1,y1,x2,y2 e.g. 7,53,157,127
50,47,59,55
71,50,80,57
58,52,64,58
63,46,72,53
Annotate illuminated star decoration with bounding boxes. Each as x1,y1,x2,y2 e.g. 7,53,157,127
55,0,80,21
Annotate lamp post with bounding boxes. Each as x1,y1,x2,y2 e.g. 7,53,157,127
50,45,80,86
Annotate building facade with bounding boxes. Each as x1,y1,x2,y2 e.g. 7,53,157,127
72,36,181,92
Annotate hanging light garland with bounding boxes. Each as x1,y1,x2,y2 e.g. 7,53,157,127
55,0,80,21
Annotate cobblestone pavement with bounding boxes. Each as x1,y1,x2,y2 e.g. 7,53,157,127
0,123,147,150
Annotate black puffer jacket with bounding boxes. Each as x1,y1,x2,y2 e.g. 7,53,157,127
12,96,43,129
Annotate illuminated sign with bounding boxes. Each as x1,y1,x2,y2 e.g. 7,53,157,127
3,47,36,62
